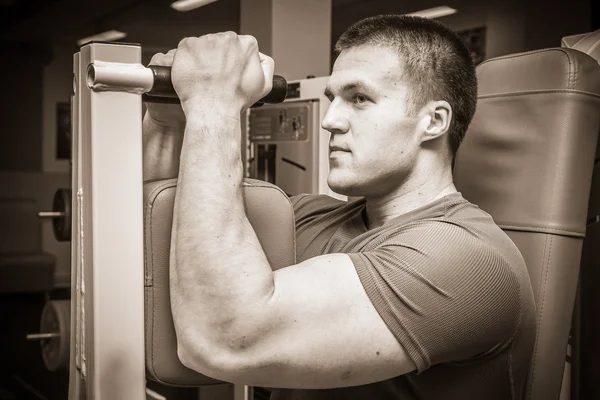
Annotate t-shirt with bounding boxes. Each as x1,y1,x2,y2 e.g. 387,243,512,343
269,192,536,400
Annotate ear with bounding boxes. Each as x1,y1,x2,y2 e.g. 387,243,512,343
421,100,452,142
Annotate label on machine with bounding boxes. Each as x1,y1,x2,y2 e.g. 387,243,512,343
248,101,314,142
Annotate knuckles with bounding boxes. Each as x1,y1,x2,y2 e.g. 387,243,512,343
177,37,187,48
220,31,238,40
180,32,258,49
239,35,259,52
175,32,260,57
149,48,177,66
167,31,269,107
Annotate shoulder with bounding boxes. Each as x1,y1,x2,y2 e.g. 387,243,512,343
348,217,530,369
289,193,348,221
359,213,530,325
358,216,521,283
289,193,343,210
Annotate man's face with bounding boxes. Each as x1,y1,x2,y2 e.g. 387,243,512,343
322,45,423,198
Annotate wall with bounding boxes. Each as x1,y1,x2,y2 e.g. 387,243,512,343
0,172,71,286
37,43,74,287
0,43,74,289
0,42,45,171
39,44,73,287
523,0,592,52
42,44,76,174
114,0,241,58
331,0,592,65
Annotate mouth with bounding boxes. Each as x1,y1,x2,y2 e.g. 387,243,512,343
329,146,349,153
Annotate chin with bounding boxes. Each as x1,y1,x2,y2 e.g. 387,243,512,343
327,174,362,197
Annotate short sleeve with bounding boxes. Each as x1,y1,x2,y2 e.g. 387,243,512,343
289,194,343,229
289,194,312,211
347,219,523,373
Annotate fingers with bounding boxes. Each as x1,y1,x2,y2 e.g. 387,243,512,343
171,34,261,66
163,32,274,109
259,52,275,92
259,52,274,78
148,48,177,66
238,35,273,91
238,34,259,52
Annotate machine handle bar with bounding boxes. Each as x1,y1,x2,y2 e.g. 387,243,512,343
143,65,288,107
87,63,288,107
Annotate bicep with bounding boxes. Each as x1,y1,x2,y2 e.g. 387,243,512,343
223,224,521,388
231,253,416,389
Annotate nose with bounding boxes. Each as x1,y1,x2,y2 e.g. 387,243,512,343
321,101,349,134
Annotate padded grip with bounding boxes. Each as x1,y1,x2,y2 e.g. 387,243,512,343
143,178,296,386
147,65,175,98
143,66,288,106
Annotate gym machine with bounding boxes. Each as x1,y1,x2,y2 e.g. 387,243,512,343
245,76,346,200
29,41,288,400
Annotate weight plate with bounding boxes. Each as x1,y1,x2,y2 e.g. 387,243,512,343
40,300,71,371
52,188,71,242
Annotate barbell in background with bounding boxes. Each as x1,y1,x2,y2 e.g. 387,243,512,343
26,300,71,372
38,188,71,242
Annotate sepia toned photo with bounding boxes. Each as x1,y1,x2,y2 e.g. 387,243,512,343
1,1,598,400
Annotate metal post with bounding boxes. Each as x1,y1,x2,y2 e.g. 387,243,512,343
234,384,253,400
69,50,83,400
69,42,146,400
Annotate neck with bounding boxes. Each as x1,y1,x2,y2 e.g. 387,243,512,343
363,166,456,230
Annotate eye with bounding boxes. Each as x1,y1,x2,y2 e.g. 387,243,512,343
353,94,368,105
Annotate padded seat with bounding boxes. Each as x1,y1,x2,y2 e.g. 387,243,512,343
453,47,600,399
143,178,296,386
561,29,600,399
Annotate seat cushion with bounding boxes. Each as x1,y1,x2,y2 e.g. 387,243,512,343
454,47,600,400
143,178,296,386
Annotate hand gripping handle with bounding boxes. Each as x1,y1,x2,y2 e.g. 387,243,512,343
142,65,288,107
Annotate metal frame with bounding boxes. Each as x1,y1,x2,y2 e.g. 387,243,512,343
287,76,344,200
245,76,346,201
69,41,250,400
69,42,146,400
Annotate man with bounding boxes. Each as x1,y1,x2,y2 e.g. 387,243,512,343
143,14,536,400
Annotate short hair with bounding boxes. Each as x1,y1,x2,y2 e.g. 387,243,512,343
334,14,478,163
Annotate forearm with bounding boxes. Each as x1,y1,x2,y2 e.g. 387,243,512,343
170,110,274,357
142,112,185,181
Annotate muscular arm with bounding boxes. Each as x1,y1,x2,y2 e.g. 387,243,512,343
169,32,416,389
170,108,276,365
170,109,416,388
